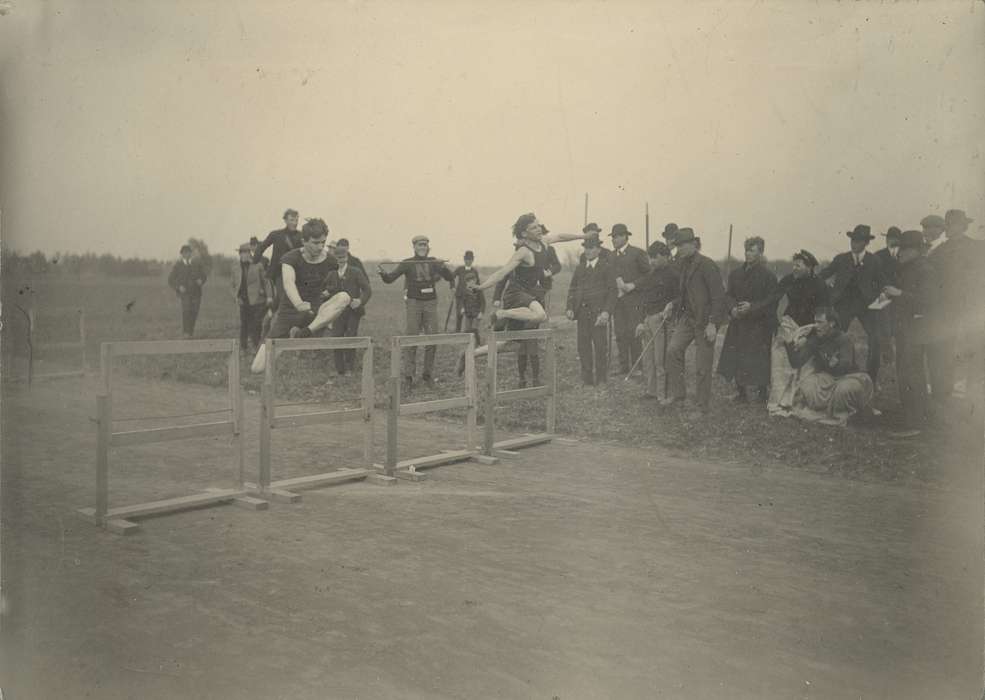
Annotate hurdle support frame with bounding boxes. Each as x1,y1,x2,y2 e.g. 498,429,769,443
76,339,260,535
481,328,557,459
249,335,386,502
379,332,480,479
27,307,87,383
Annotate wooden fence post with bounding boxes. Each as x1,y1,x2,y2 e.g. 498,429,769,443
362,342,375,464
545,333,557,434
95,394,110,523
384,376,399,477
483,334,498,456
465,335,476,450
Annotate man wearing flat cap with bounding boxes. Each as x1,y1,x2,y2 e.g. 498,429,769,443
231,242,274,352
661,227,727,415
920,214,946,252
818,225,886,383
927,209,982,401
378,235,455,388
882,231,936,436
609,223,651,375
168,244,208,338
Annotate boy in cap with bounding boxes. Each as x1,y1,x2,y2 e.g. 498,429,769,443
565,236,616,386
323,238,373,376
881,230,936,436
452,251,485,337
817,225,885,383
620,241,680,398
609,223,652,375
231,242,274,352
168,244,208,338
661,228,727,415
378,235,455,388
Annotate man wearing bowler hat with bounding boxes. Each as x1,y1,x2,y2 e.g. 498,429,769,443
818,225,886,383
609,223,651,375
578,223,611,263
565,235,616,386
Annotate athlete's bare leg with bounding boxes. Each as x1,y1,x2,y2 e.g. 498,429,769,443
474,302,546,358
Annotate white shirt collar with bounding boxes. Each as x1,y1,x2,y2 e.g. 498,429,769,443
586,258,597,268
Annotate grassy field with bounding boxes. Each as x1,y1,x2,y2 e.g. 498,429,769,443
3,269,980,481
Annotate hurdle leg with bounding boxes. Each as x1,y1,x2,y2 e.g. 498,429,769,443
482,334,498,457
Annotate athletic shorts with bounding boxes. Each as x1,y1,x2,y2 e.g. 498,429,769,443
501,283,545,311
266,301,322,339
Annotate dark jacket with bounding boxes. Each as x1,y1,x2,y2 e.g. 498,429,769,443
632,264,680,315
874,248,898,287
670,253,727,327
323,261,372,317
379,257,455,301
541,245,563,291
566,256,616,320
168,258,207,296
609,244,651,286
717,262,779,385
893,255,936,343
774,273,829,327
254,227,302,281
453,266,486,317
785,328,860,377
818,251,885,306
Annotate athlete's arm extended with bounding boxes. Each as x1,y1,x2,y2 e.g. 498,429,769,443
541,231,587,245
473,247,531,292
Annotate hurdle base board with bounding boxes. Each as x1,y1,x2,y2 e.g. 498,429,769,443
247,488,303,504
106,518,141,535
366,473,398,486
472,454,500,465
393,469,428,482
266,468,371,494
203,490,270,511
76,488,254,525
493,449,520,458
403,449,478,470
32,370,86,381
492,433,555,451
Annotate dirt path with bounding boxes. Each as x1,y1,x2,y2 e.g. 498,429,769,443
1,375,982,699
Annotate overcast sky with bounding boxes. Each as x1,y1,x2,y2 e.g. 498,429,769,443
1,0,983,264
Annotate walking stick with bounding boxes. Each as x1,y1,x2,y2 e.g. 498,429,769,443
624,316,666,382
443,298,455,332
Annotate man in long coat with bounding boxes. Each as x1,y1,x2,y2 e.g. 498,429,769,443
717,236,778,402
167,244,208,338
609,223,651,374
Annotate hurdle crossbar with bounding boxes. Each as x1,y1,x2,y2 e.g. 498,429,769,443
76,338,259,535
481,328,558,458
251,335,380,502
380,332,479,479
27,307,87,383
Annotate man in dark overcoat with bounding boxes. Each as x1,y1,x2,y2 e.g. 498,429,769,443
882,230,936,436
167,244,208,338
817,224,885,382
323,238,373,376
565,235,616,386
661,227,727,416
609,223,651,374
717,236,778,402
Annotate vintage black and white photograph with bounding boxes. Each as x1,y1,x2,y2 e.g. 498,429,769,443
1,1,983,698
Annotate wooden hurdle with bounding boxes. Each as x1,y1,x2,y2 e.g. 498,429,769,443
481,328,558,459
379,332,482,480
27,307,87,383
249,335,388,502
76,339,262,535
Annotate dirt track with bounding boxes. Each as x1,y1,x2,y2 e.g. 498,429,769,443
1,375,982,699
